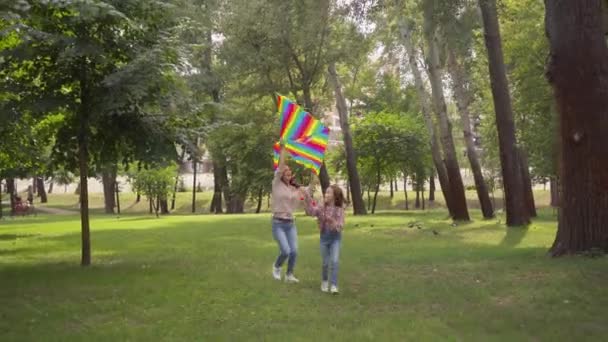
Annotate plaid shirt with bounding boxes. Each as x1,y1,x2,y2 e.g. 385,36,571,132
303,191,345,232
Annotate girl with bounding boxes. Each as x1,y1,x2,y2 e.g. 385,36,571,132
303,184,346,294
270,142,302,283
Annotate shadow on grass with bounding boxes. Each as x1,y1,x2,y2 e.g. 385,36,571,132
499,227,530,247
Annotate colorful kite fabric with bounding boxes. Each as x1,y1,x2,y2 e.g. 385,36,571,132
273,95,330,175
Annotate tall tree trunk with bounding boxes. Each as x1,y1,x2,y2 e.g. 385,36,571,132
115,181,121,215
400,20,454,217
78,114,91,266
429,175,436,202
302,85,331,193
192,157,198,214
36,177,47,203
327,63,367,214
101,169,116,214
210,160,223,214
367,188,371,212
6,178,15,215
448,50,494,219
390,179,394,198
518,148,537,218
171,149,186,211
422,187,426,210
394,178,398,192
32,178,37,195
422,6,470,221
403,176,409,210
346,180,351,204
372,166,381,214
256,188,263,214
220,164,232,214
48,179,54,194
545,0,608,256
149,198,153,214
478,0,530,226
550,177,560,207
415,187,421,209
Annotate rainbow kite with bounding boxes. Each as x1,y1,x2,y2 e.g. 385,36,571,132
273,95,330,175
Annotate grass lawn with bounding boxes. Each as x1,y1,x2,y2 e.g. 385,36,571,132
1,209,607,341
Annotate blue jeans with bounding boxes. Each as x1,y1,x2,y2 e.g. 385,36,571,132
320,230,341,286
272,219,298,275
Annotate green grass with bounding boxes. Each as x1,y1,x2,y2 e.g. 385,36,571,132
1,209,607,341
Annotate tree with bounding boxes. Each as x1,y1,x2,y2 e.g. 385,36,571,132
399,21,454,217
327,62,366,215
477,0,529,226
128,165,176,218
447,50,494,219
422,0,469,221
545,0,608,256
3,1,184,265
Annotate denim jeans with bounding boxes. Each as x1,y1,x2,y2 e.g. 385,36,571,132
320,230,341,286
272,219,298,275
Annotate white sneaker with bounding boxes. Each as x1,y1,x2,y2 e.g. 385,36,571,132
272,265,282,281
330,285,339,294
285,274,300,283
321,281,329,293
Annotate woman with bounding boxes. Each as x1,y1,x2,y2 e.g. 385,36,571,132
271,142,302,283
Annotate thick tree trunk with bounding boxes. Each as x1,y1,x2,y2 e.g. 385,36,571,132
36,177,47,203
160,199,169,215
479,0,530,226
518,148,537,218
302,85,331,193
415,188,421,209
210,160,223,214
101,169,116,214
448,50,494,218
550,177,560,207
545,0,608,255
429,175,436,202
400,20,454,217
423,7,470,221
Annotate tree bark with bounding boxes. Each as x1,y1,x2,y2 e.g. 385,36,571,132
415,187,421,209
36,177,47,203
550,177,560,207
448,50,495,218
78,63,92,266
372,166,381,214
400,20,454,217
101,169,116,214
545,0,608,256
171,149,186,211
403,176,409,210
327,62,367,215
256,188,263,214
423,6,470,221
6,178,15,215
478,0,530,226
390,179,394,198
160,199,169,215
429,175,435,202
518,148,537,218
210,160,223,213
115,181,121,215
192,154,198,214
48,179,54,194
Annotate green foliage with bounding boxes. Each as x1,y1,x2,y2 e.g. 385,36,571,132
128,164,176,216
353,111,430,192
